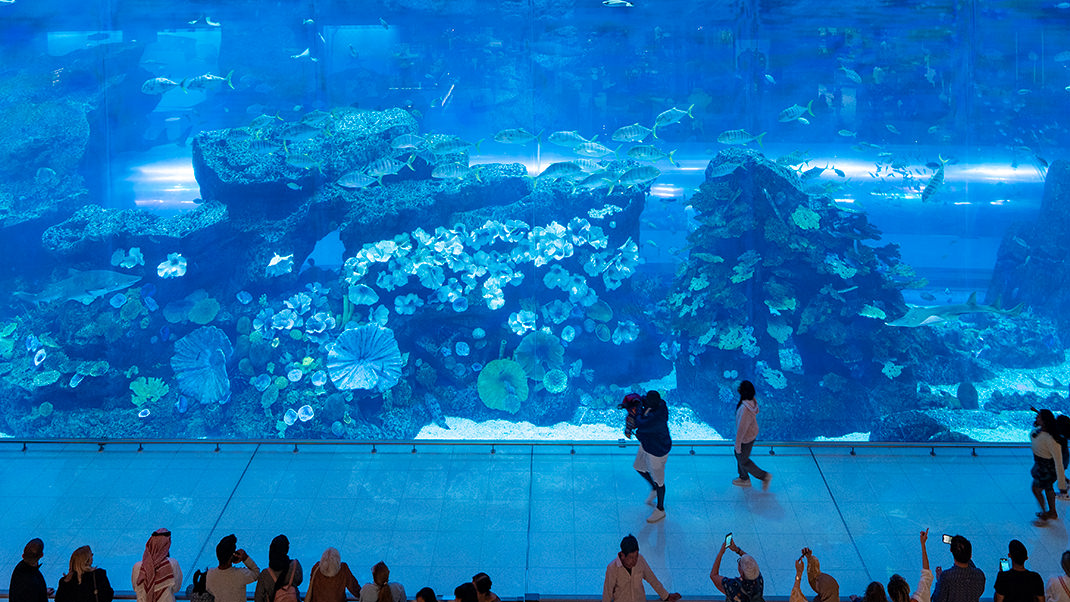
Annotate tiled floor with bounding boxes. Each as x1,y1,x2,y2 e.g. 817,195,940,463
1,442,1067,600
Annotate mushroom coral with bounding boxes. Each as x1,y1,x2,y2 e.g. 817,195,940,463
171,326,233,405
542,369,569,394
513,331,565,381
477,359,529,413
326,324,403,392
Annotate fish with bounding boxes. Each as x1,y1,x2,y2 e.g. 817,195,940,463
367,155,415,179
379,17,389,29
183,70,234,91
493,128,539,144
285,153,320,170
141,78,183,95
286,182,302,190
248,139,282,155
777,100,814,123
653,104,694,136
14,269,141,307
423,395,449,429
1027,376,1067,392
602,0,633,6
716,129,766,147
840,66,863,84
431,162,471,180
837,129,857,137
548,131,592,148
301,110,333,128
764,74,776,85
336,171,377,189
391,134,425,150
626,145,677,166
611,123,654,142
613,165,661,191
430,137,480,155
886,124,901,134
291,48,311,59
574,141,616,158
204,16,220,26
575,171,615,191
922,156,948,202
885,292,1024,327
538,161,584,180
280,123,320,142
797,117,810,125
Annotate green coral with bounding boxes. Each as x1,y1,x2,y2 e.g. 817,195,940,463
824,255,858,279
543,369,569,394
859,304,887,320
189,297,221,325
76,360,109,377
758,363,787,389
882,361,903,379
130,376,169,407
766,320,793,344
477,359,529,413
791,206,821,230
33,370,61,387
514,332,565,381
730,251,761,284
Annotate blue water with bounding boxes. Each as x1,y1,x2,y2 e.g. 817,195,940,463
0,0,1065,442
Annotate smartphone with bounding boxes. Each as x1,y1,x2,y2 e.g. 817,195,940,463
725,533,733,546
1000,558,1010,572
942,534,952,544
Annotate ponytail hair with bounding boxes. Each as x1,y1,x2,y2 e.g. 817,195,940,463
737,380,756,409
373,562,392,602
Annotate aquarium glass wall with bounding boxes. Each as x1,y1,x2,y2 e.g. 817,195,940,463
1,0,1067,442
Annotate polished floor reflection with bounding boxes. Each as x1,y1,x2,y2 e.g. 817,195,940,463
0,442,1063,599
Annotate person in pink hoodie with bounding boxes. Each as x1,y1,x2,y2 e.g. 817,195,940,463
733,380,772,490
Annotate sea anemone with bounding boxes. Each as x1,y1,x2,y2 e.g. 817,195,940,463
157,253,187,278
508,310,537,335
513,331,565,381
171,326,233,405
477,359,529,413
285,293,312,315
543,369,568,394
326,324,403,392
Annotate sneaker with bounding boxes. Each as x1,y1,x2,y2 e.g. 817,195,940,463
646,490,658,507
647,508,666,523
762,473,773,491
1058,492,1070,502
732,478,752,487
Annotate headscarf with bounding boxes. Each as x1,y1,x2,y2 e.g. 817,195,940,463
318,548,341,578
810,573,840,602
136,529,175,602
269,535,291,573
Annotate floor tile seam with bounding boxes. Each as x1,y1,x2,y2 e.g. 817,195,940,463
187,444,262,571
808,447,870,581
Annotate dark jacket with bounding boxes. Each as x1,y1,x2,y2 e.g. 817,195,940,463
56,569,114,602
635,399,672,456
10,560,48,602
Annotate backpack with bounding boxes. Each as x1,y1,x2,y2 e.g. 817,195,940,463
187,569,214,602
273,564,299,602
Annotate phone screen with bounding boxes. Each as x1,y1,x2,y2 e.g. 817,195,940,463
1000,558,1010,572
942,534,952,544
725,533,733,546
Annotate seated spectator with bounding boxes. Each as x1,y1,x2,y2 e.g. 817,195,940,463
254,535,303,602
801,548,840,602
994,540,1044,602
932,535,985,602
359,562,405,602
711,536,763,602
57,545,114,602
473,573,500,602
132,529,183,602
603,534,679,602
306,548,360,602
455,584,478,602
888,530,933,602
10,538,51,602
415,587,438,602
206,534,259,602
1045,551,1070,602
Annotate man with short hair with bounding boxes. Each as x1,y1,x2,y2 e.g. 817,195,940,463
994,540,1043,602
602,535,681,602
932,535,985,602
10,538,51,602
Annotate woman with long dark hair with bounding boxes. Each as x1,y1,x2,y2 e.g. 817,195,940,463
733,380,772,490
1031,408,1066,523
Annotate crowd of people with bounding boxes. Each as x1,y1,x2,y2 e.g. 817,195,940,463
9,528,1070,602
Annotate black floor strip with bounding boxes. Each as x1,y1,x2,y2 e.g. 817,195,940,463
190,444,262,571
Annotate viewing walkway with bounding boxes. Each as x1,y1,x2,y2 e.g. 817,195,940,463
0,441,1063,600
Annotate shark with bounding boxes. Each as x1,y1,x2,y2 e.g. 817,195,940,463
14,269,142,307
885,292,1024,327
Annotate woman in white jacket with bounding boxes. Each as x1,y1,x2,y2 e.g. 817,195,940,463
733,380,772,490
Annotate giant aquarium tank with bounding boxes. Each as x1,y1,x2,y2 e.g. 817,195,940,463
0,0,1066,442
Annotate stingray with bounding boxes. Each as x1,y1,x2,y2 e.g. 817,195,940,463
885,292,1024,327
